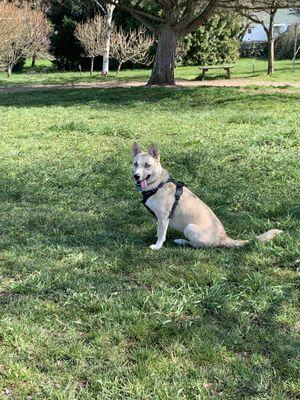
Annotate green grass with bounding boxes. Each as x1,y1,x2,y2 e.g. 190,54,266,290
177,58,300,82
0,85,299,399
0,58,299,87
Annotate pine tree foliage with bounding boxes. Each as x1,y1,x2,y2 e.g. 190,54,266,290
184,11,243,65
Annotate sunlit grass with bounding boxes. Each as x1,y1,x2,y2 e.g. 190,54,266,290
0,85,299,398
0,58,299,87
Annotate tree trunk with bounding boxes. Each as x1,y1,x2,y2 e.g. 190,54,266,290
90,57,94,76
102,2,116,76
267,9,277,75
31,53,36,68
7,64,12,78
148,24,177,86
116,61,122,75
267,37,275,75
293,23,299,73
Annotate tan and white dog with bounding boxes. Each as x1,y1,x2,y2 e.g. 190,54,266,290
132,143,282,250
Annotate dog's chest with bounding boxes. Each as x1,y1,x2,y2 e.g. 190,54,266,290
144,196,158,217
144,196,183,230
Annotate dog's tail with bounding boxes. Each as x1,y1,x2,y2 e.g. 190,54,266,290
224,229,283,248
255,229,283,243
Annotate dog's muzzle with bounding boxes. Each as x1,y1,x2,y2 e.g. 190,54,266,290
134,174,151,191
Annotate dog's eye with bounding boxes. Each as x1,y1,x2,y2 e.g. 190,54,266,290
145,163,151,168
134,162,138,167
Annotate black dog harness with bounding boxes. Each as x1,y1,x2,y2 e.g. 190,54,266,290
142,178,185,219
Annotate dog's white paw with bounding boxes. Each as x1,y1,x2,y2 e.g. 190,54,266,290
150,244,162,250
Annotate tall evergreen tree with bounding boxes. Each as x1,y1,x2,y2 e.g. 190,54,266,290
184,11,243,66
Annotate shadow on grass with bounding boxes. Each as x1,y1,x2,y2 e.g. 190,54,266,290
0,74,150,87
0,147,294,252
0,143,298,397
0,69,151,87
0,86,299,113
0,145,297,307
0,144,297,252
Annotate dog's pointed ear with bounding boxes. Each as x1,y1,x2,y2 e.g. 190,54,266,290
149,144,159,159
132,142,142,157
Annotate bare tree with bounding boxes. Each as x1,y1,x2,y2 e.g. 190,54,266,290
93,0,118,75
0,3,24,76
28,0,52,67
237,2,280,74
110,26,154,74
102,1,117,75
27,8,52,68
0,2,51,77
245,8,278,74
291,9,300,71
224,1,300,74
0,5,14,57
75,14,105,75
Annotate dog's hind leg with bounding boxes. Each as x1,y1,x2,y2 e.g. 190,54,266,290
183,224,218,248
174,238,191,246
222,237,248,248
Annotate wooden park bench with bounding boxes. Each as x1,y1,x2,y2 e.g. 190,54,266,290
199,65,234,81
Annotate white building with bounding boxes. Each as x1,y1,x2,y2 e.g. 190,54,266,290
243,8,300,42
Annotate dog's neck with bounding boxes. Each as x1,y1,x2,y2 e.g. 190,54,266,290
145,166,170,191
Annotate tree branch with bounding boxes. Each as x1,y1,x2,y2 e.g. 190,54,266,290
93,0,106,14
127,11,160,33
220,0,300,11
109,2,165,23
173,0,195,32
240,5,282,38
176,0,221,36
241,11,269,34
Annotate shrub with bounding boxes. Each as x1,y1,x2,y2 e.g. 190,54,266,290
13,58,26,72
276,25,300,60
0,57,25,73
184,11,243,66
240,41,268,58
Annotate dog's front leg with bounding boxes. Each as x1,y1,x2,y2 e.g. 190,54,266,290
150,217,169,250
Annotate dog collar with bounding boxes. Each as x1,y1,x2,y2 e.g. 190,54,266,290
142,181,166,203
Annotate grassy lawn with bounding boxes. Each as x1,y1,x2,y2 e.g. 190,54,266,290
177,58,300,83
0,58,299,87
0,85,299,399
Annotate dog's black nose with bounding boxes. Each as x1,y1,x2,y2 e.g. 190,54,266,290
134,174,140,181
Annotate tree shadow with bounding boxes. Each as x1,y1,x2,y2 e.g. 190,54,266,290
0,75,151,88
0,146,293,266
0,86,298,113
0,144,297,397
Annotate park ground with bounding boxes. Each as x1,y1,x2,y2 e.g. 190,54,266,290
0,60,299,399
0,58,300,88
